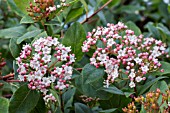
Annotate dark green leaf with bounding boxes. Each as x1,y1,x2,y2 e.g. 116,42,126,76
62,22,86,61
17,30,41,44
20,16,34,24
126,21,141,36
0,97,9,113
29,95,47,113
9,84,40,113
150,81,169,93
145,22,160,39
0,26,26,39
99,108,117,113
138,76,168,95
101,86,124,95
9,37,21,58
65,7,84,24
82,63,105,84
74,103,93,113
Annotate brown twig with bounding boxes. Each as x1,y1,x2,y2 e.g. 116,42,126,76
5,80,20,82
80,0,112,24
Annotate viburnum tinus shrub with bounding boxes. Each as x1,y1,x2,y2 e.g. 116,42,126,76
16,36,75,104
82,22,168,88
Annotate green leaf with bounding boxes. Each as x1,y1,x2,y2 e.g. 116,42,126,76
13,0,31,15
149,61,170,76
9,84,40,113
138,76,168,95
65,7,84,24
74,63,111,99
20,16,34,24
101,86,124,95
0,26,26,39
157,23,170,42
79,0,88,13
126,21,141,36
7,0,25,17
17,30,41,44
117,5,145,14
74,103,93,113
145,22,160,39
29,95,47,113
168,4,170,13
9,37,21,58
62,22,86,61
0,97,9,113
63,88,76,113
150,81,169,93
102,0,121,8
82,63,105,84
99,108,117,113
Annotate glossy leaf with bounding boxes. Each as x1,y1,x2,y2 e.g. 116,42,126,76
65,7,84,24
138,76,168,95
74,103,93,113
0,26,26,39
101,86,124,95
9,84,40,113
0,97,9,113
126,21,141,36
29,95,47,113
20,16,34,24
9,37,21,58
99,108,117,113
62,22,86,61
17,30,41,44
145,22,160,39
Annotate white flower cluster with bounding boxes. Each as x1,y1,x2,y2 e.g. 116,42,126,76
82,22,168,88
16,36,75,103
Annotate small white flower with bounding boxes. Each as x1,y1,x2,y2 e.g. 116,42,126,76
129,81,135,88
42,55,51,63
90,58,96,64
48,6,56,12
57,81,66,90
42,77,51,86
129,71,135,78
42,46,51,54
134,57,142,64
118,49,126,57
34,45,41,52
52,38,59,46
54,67,62,75
103,80,110,88
107,38,115,47
18,75,25,81
135,76,142,82
69,54,75,63
141,65,149,72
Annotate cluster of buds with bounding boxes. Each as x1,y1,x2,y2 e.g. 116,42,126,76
16,36,75,103
27,0,68,22
0,53,6,87
0,53,6,71
122,102,138,113
82,22,168,88
123,89,170,113
79,95,100,103
43,93,56,105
